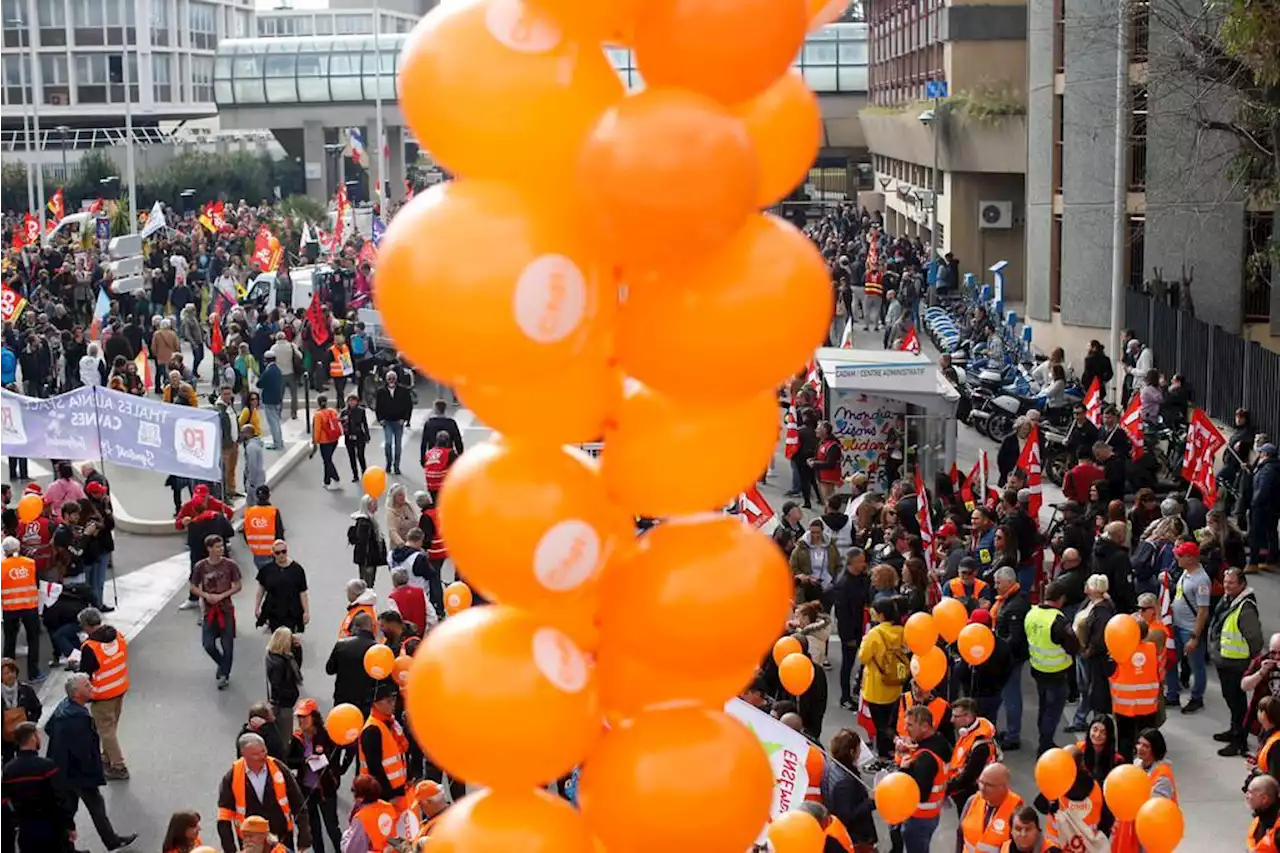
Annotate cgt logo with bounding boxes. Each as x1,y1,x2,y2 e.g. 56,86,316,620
248,515,270,531
0,398,27,444
174,418,217,469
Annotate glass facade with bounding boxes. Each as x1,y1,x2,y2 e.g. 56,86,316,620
213,23,868,107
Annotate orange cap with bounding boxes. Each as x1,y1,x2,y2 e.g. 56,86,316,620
294,698,318,716
240,815,270,834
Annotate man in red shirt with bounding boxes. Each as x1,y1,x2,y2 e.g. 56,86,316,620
388,566,433,635
1061,447,1104,505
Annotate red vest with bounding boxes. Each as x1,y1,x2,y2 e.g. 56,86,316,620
784,409,799,460
817,439,843,484
425,509,447,561
423,448,451,491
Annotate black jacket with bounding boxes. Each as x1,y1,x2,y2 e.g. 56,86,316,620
1091,538,1136,612
1,749,77,852
993,588,1031,662
286,727,341,800
374,385,414,423
237,718,287,761
326,628,378,709
43,698,104,789
339,404,371,444
359,713,407,801
1102,454,1128,501
1064,419,1100,462
1002,508,1040,565
421,415,464,458
1081,352,1113,393
829,569,871,645
1056,566,1088,609
265,648,303,710
997,433,1022,483
821,760,877,845
954,634,1014,699
216,758,311,853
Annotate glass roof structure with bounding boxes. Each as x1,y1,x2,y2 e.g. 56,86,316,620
213,23,868,107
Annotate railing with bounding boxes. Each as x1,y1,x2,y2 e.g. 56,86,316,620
1125,288,1280,443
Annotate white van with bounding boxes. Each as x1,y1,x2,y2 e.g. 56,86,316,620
42,212,99,247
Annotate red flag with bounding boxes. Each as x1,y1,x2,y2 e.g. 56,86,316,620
856,696,877,742
1120,395,1145,459
839,317,854,349
134,343,153,389
898,326,921,355
805,359,824,415
209,314,224,356
1181,408,1226,504
21,213,38,246
1016,423,1044,520
915,465,936,574
357,240,376,267
735,484,775,529
47,187,65,221
1084,377,1103,427
334,185,350,246
403,180,415,202
306,290,331,348
87,198,104,214
783,407,799,460
949,462,961,494
10,226,22,251
252,226,283,271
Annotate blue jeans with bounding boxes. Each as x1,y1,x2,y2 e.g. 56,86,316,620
51,622,81,658
263,403,283,448
1036,676,1070,753
900,815,939,853
789,456,802,493
191,341,205,377
201,607,235,679
1001,660,1024,741
86,553,110,609
1166,624,1207,702
383,421,404,469
1016,562,1036,595
1072,656,1091,726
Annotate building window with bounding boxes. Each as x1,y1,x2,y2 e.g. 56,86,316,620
151,0,168,46
1244,211,1273,322
2,54,31,106
193,54,214,101
867,0,941,104
152,53,171,102
234,9,250,37
1130,0,1150,63
1129,85,1147,191
1053,0,1065,73
39,54,68,104
335,14,370,34
37,0,66,45
315,15,333,34
189,1,217,50
1126,215,1145,291
1053,93,1064,194
1051,213,1063,311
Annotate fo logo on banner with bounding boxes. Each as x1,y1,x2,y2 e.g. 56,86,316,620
174,418,217,469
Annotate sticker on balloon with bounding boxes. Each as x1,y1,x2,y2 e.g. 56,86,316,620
484,0,560,54
513,254,587,344
534,519,601,592
532,626,588,693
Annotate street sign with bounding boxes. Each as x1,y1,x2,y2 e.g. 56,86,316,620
926,79,949,99
105,233,145,291
107,234,142,257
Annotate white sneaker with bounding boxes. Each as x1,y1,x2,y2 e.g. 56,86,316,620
178,599,199,611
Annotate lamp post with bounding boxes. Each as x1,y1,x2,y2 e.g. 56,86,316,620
179,188,196,217
9,16,35,216
55,124,70,184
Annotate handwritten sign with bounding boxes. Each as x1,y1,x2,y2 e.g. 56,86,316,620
829,390,905,479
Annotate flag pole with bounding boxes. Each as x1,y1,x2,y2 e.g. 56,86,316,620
90,387,119,607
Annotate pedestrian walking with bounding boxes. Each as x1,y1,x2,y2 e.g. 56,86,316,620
44,674,138,852
160,810,204,853
257,351,285,450
75,607,130,780
339,393,372,483
287,699,344,853
241,425,267,497
311,395,344,490
349,496,387,591
189,534,243,690
264,628,303,747
375,369,414,474
326,610,379,716
215,732,311,853
214,386,242,499
1,722,77,853
1210,567,1264,756
254,539,309,635
1,537,43,682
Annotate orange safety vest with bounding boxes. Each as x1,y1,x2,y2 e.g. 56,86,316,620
423,447,452,492
826,815,855,851
425,508,447,561
1143,614,1169,681
1248,816,1280,853
897,693,949,740
949,718,999,779
1045,781,1103,849
1109,640,1161,717
784,408,799,460
329,345,353,378
355,800,398,852
339,602,377,639
83,635,129,700
948,577,988,602
900,746,948,820
961,791,1023,853
1260,730,1280,777
243,506,277,557
804,744,825,802
358,713,409,792
218,756,294,838
0,555,38,611
416,814,441,843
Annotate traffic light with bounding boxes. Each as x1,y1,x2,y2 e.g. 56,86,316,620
106,233,146,294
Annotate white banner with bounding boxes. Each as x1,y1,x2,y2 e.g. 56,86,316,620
724,698,812,820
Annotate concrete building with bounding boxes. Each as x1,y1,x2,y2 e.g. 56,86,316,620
255,0,434,38
1024,0,1277,353
212,22,872,205
859,0,1029,299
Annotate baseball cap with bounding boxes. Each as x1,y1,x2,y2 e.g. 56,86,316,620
1260,443,1277,456
969,609,992,626
240,816,270,834
1173,541,1200,558
23,483,42,495
193,484,210,498
85,481,107,498
413,780,442,802
372,679,400,701
294,698,318,716
937,521,958,537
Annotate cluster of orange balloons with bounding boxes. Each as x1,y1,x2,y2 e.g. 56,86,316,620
376,0,837,849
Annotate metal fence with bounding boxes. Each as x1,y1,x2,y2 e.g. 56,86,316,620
1126,289,1280,442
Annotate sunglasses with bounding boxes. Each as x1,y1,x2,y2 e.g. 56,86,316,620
272,548,287,555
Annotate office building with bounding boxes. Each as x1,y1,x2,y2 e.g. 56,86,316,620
255,0,436,38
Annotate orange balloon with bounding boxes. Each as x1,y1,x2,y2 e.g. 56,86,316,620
444,581,473,615
578,706,772,853
1105,613,1142,661
393,654,414,687
806,0,847,29
576,88,757,271
398,0,624,188
873,771,921,826
458,333,621,446
909,645,947,691
15,494,42,524
773,636,803,666
779,652,815,695
903,612,938,656
526,0,638,43
1034,748,1077,801
361,465,387,498
602,383,778,517
957,623,995,666
733,72,821,207
374,181,604,388
932,597,969,643
598,515,792,669
1103,763,1153,822
325,703,364,746
406,605,599,789
767,810,825,852
364,643,396,680
425,787,596,853
616,215,831,402
633,0,808,106
1134,797,1183,853
437,439,628,610
595,638,757,718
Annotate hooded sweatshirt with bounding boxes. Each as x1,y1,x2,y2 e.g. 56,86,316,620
821,511,856,559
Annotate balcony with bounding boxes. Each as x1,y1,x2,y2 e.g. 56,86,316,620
859,99,1026,173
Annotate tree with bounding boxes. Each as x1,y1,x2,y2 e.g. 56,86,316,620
278,194,327,225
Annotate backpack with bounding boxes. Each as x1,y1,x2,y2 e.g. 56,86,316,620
314,409,342,444
1130,540,1168,583
875,636,911,688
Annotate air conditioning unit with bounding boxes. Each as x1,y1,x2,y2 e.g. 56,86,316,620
49,92,69,106
979,200,1013,230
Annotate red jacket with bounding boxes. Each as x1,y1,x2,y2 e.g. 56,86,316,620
1062,461,1103,505
388,585,428,633
175,496,233,529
